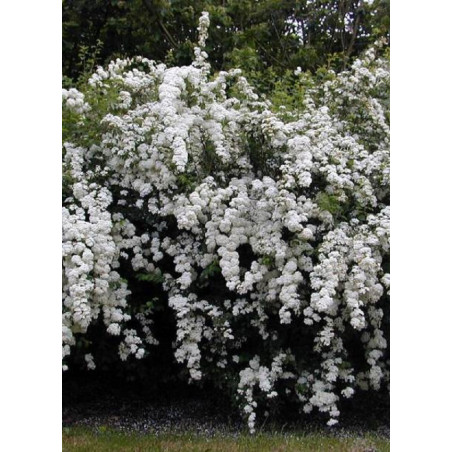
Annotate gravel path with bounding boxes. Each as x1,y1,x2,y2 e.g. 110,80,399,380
63,395,389,439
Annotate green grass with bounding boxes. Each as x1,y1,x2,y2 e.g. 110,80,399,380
62,426,389,451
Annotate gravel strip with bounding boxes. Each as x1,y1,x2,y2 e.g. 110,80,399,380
63,396,389,438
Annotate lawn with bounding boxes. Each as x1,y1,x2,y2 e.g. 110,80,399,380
62,427,390,451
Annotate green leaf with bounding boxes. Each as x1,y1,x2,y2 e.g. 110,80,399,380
296,383,307,394
316,192,341,215
200,260,221,280
136,272,164,284
261,255,274,267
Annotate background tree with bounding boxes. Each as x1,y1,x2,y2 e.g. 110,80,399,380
63,0,389,86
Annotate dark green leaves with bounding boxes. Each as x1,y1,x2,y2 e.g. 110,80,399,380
136,271,165,284
200,260,221,280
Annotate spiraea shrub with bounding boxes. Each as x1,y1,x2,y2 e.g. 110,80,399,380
62,12,389,432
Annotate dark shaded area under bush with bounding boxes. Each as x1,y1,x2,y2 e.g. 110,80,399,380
63,368,389,436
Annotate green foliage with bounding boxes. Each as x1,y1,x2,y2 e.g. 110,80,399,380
62,74,129,149
141,298,165,313
200,260,221,280
261,255,274,267
316,192,341,216
135,271,165,284
177,173,197,192
63,0,390,90
296,382,307,394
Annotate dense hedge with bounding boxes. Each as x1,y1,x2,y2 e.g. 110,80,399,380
62,13,389,431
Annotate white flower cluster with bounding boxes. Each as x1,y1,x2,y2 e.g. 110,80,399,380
62,13,389,430
84,353,96,370
194,11,210,68
62,88,90,115
238,353,293,432
62,144,158,366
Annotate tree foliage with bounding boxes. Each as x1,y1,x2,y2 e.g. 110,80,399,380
63,0,389,87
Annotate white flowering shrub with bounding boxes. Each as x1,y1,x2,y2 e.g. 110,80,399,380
62,12,389,431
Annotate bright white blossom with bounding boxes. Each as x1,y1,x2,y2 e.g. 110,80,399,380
62,12,389,432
